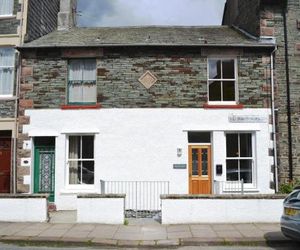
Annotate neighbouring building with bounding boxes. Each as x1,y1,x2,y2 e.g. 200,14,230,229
18,6,277,210
0,0,60,194
223,0,300,184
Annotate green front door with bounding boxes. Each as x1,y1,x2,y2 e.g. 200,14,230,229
34,146,55,202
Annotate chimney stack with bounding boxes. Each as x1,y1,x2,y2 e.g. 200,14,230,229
58,0,77,30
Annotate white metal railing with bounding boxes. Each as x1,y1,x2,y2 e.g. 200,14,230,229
214,179,244,195
100,180,169,218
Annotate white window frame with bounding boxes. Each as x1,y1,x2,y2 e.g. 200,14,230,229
207,57,238,104
66,134,95,190
0,47,15,97
0,0,14,17
225,132,256,188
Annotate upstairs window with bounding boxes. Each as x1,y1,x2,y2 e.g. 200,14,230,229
0,0,14,16
208,58,237,103
68,59,96,104
0,48,15,96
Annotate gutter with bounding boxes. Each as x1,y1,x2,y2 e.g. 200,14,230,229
282,5,293,181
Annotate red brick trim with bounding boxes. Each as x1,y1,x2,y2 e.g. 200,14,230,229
61,103,102,110
203,103,244,109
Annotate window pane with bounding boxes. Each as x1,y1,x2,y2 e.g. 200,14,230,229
240,133,252,157
223,81,235,101
69,161,80,184
82,136,94,159
82,161,94,184
209,59,221,79
188,132,210,143
192,149,199,176
201,149,208,176
209,81,221,101
226,159,238,181
222,59,235,79
83,59,96,81
82,83,97,103
226,134,239,157
0,68,14,95
0,0,13,15
69,60,82,81
68,83,82,103
240,159,252,183
0,48,15,66
69,136,81,159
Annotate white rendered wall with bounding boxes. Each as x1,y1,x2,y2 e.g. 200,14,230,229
161,198,284,224
0,198,48,222
23,108,274,210
77,197,125,224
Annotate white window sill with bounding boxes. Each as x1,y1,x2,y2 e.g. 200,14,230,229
0,96,16,100
0,15,16,19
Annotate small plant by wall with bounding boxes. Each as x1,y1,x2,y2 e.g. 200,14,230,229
279,179,300,194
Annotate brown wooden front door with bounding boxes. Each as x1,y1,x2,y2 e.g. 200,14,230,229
0,137,11,193
189,145,211,194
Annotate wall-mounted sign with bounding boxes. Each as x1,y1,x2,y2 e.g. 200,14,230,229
173,164,187,169
229,114,268,123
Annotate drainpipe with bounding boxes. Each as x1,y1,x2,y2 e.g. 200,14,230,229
282,5,293,181
270,47,278,192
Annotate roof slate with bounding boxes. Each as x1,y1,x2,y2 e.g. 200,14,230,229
21,26,274,48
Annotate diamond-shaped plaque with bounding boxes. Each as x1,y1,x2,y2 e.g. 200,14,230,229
138,71,158,89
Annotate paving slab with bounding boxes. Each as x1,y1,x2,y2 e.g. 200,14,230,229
167,231,193,239
62,230,91,238
141,232,167,240
216,230,243,238
167,224,190,233
212,224,236,231
190,228,218,238
113,232,144,240
181,237,224,245
254,223,280,231
38,229,69,238
88,227,118,239
14,229,44,237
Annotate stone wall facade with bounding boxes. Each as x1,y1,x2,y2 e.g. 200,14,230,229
223,0,300,182
17,46,272,192
0,0,21,35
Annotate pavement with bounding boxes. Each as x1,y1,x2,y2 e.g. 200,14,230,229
0,211,294,248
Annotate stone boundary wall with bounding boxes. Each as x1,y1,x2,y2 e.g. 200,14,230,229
77,194,125,224
0,194,48,222
161,194,285,224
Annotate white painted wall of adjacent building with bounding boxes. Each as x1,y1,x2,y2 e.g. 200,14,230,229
0,198,48,222
23,108,274,210
161,198,284,224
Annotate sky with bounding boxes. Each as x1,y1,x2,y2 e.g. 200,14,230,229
77,0,226,27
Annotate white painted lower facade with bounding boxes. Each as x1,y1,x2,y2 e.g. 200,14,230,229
0,197,48,222
161,198,284,224
22,108,275,210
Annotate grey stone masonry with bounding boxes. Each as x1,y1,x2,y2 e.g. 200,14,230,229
20,47,272,109
0,100,15,118
0,0,20,35
223,0,300,183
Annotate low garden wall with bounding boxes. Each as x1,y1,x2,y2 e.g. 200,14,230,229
0,194,48,222
77,194,125,224
161,194,286,224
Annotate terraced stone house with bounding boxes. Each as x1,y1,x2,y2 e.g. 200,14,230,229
17,0,278,210
0,0,60,194
223,0,300,184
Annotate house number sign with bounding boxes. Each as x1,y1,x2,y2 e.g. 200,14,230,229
229,114,268,123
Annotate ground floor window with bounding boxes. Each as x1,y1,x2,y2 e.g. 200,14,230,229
68,135,94,185
226,133,253,184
